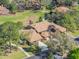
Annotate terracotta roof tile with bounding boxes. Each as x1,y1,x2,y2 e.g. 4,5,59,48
21,29,43,43
29,29,43,43
41,31,50,38
31,21,66,33
31,21,51,32
51,23,66,32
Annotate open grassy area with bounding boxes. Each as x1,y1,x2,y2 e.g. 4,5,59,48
71,31,79,36
0,10,44,24
0,50,26,59
68,30,79,36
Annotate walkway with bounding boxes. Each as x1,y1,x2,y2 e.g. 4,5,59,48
11,44,31,57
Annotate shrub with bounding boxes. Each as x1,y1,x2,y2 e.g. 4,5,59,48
8,2,17,13
29,45,40,54
47,52,54,59
0,0,9,6
68,48,79,59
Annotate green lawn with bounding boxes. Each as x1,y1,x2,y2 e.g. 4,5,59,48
68,30,79,36
0,10,44,24
0,50,26,59
71,31,79,36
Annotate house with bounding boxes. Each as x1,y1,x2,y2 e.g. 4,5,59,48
54,6,70,13
22,21,66,43
0,5,9,15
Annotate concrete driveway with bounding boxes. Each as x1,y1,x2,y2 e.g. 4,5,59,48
25,56,41,59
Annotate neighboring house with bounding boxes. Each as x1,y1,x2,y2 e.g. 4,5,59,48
0,5,9,15
22,21,66,43
54,6,70,13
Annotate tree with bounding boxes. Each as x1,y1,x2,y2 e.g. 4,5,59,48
8,2,17,13
0,0,9,7
0,37,6,55
32,3,41,10
45,11,79,32
12,0,26,11
47,30,77,56
0,22,22,54
50,0,78,7
68,48,79,59
41,0,52,6
47,51,54,59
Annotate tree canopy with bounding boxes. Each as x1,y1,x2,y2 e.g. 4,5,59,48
68,48,79,59
0,22,22,55
0,0,9,6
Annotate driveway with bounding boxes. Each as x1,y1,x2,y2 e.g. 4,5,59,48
25,56,41,59
25,49,51,59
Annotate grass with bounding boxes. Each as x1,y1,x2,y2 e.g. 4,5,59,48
71,31,79,36
68,30,79,36
0,50,26,59
0,10,44,24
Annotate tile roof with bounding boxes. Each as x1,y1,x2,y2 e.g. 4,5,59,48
31,21,51,32
29,29,43,43
22,21,66,43
21,29,43,43
41,31,50,38
51,23,66,32
31,21,66,33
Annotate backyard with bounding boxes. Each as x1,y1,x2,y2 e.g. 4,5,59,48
0,10,44,24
